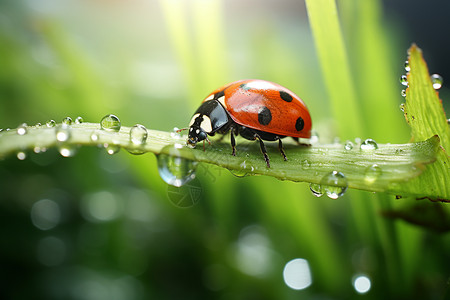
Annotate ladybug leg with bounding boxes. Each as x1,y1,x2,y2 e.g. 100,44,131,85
278,139,287,161
230,129,236,156
254,134,270,168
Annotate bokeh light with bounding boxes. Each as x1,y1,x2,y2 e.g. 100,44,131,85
283,258,312,290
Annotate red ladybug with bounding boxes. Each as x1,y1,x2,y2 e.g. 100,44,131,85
187,79,312,167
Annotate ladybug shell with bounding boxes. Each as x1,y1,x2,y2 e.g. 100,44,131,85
203,79,311,138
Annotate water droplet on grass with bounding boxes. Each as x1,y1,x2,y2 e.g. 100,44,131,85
46,120,56,128
400,75,408,86
62,117,73,125
17,151,27,160
58,145,78,157
310,130,319,144
75,116,84,124
105,144,120,155
399,103,405,112
100,114,121,132
360,139,378,151
17,123,27,135
90,131,100,142
130,124,148,145
431,74,443,89
401,89,406,97
320,171,348,199
309,183,323,197
344,141,354,150
157,144,197,187
55,126,70,142
364,164,382,184
171,127,183,139
404,60,410,72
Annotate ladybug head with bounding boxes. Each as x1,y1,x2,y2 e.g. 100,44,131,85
186,113,211,148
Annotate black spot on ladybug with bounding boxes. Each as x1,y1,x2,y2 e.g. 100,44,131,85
295,117,304,131
258,106,272,126
239,83,252,91
279,91,293,102
215,90,225,99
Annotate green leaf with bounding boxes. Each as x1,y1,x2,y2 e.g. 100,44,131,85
0,122,439,198
305,0,364,139
396,44,450,200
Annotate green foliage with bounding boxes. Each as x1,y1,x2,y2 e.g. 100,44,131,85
0,1,449,300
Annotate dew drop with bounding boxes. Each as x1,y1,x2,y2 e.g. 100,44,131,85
100,114,121,132
404,60,410,72
130,124,148,145
301,159,311,169
309,183,323,197
230,161,253,177
58,145,78,157
310,130,319,144
364,164,382,184
17,123,27,135
170,127,183,139
46,120,56,128
430,74,443,90
399,103,405,112
62,117,73,125
229,169,249,178
55,126,70,142
360,139,378,151
105,144,120,155
320,171,348,199
401,89,406,97
344,141,354,150
400,74,408,86
90,131,100,142
35,123,42,128
75,116,84,124
17,151,27,160
157,144,198,187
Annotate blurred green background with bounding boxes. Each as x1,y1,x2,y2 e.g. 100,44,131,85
0,0,449,299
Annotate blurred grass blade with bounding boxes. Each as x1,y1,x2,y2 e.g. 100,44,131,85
305,0,363,139
396,44,450,200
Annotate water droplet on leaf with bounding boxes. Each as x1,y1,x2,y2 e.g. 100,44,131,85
62,117,73,125
430,74,443,89
401,89,406,97
17,151,27,160
58,145,78,157
309,183,323,197
320,171,348,199
360,139,378,151
310,130,319,144
75,116,84,124
105,144,120,155
157,144,197,187
344,141,354,150
170,127,183,139
404,60,410,72
364,164,382,184
46,120,56,128
399,103,405,112
55,126,70,142
90,131,100,142
400,75,408,86
130,124,148,145
17,123,27,135
100,114,121,132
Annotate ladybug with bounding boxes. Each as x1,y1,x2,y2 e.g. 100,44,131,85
186,79,312,167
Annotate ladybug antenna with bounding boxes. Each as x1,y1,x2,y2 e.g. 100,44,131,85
202,137,211,151
175,128,187,133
